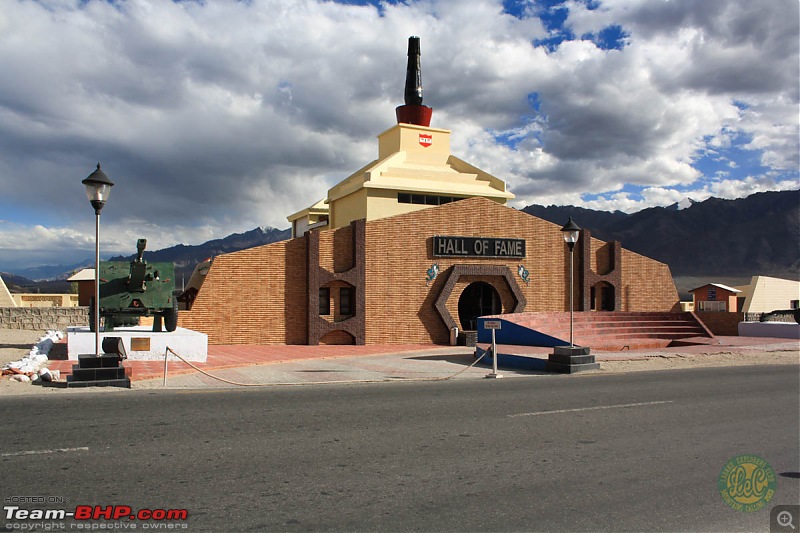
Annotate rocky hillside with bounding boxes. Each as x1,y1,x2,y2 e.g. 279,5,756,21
107,226,291,286
523,190,800,279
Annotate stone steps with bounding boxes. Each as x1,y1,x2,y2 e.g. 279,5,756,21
42,353,130,389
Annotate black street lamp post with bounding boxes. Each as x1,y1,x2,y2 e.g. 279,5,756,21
561,217,581,347
82,163,114,357
546,217,600,373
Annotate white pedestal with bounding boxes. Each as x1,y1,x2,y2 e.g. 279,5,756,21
67,326,208,362
738,321,800,339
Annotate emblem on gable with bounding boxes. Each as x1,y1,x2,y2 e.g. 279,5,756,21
419,134,432,147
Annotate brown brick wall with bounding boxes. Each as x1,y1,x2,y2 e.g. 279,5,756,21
320,330,356,345
362,198,567,344
178,237,308,344
308,221,366,345
181,197,679,345
695,312,744,336
361,197,677,344
594,242,613,275
318,224,354,274
620,249,680,312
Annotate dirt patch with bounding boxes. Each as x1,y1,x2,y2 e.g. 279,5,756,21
0,328,47,368
598,348,798,373
0,329,127,396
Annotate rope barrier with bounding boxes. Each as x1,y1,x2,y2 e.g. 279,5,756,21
163,346,490,388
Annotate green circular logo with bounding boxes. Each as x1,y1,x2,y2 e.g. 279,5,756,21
718,454,777,512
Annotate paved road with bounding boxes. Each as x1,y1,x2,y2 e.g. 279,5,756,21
2,365,798,532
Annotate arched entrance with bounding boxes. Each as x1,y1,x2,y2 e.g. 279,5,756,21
590,281,616,311
458,281,502,331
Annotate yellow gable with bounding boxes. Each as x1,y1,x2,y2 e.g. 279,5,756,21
324,123,513,230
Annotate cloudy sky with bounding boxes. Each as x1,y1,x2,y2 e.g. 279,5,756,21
0,0,797,271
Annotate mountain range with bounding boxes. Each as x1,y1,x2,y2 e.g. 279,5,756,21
525,189,799,275
106,226,291,287
3,190,798,298
1,227,290,293
523,190,799,296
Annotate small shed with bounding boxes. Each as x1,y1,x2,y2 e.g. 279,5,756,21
689,283,741,312
67,268,95,307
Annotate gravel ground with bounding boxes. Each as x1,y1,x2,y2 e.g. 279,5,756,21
598,347,799,373
0,328,47,367
0,328,121,396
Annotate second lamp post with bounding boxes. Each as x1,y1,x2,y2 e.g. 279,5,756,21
561,217,581,348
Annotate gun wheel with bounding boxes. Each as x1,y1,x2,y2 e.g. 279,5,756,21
164,300,179,332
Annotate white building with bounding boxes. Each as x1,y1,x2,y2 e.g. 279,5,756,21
736,276,800,313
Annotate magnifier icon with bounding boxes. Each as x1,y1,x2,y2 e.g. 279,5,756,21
778,510,796,530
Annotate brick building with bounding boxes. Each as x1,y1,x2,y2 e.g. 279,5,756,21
177,37,680,345
689,283,741,312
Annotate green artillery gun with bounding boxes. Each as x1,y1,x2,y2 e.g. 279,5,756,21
90,239,179,332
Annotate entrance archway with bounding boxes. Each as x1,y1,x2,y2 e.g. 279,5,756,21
458,281,502,331
590,281,616,311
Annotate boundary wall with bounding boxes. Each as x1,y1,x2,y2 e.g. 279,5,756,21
0,307,87,331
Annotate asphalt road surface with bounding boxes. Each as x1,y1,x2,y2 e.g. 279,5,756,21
2,365,798,532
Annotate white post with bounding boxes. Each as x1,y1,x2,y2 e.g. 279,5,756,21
163,348,169,387
485,321,503,379
492,328,498,375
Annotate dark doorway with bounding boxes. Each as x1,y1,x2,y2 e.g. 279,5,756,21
601,285,615,311
591,282,615,311
458,282,502,331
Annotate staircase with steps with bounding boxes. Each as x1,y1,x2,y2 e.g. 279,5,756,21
478,312,714,351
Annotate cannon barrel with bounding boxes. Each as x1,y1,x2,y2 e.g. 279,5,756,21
135,238,147,263
404,36,423,106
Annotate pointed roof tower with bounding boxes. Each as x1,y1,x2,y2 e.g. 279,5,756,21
288,36,513,236
395,36,433,127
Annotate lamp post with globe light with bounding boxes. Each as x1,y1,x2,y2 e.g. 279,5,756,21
561,217,581,348
546,217,600,373
81,164,114,357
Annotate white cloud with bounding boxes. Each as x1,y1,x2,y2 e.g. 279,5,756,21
0,0,797,270
578,176,799,214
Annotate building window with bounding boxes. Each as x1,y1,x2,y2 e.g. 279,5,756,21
339,287,354,316
319,287,330,315
398,193,464,206
698,301,726,312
